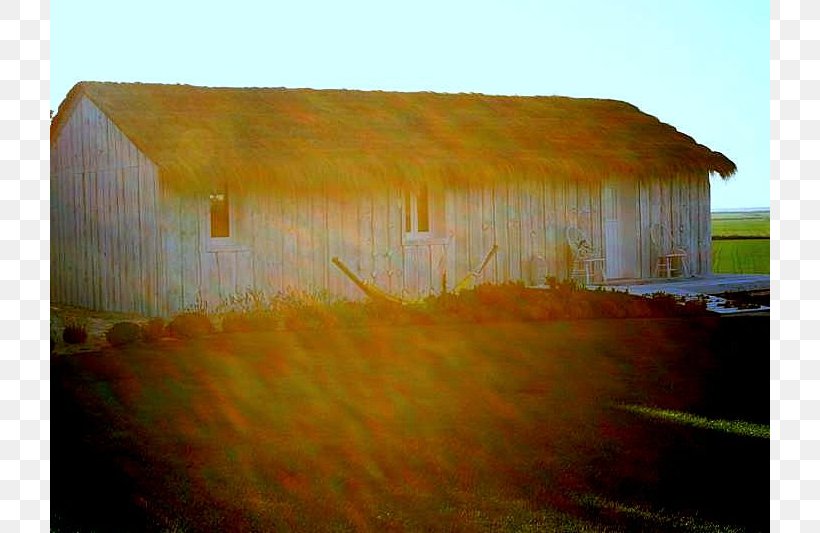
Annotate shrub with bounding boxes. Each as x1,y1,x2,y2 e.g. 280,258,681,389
62,321,88,344
141,318,166,343
168,313,214,339
220,312,276,333
283,306,339,330
106,322,142,347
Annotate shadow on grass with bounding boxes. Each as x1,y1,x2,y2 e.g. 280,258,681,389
52,316,768,532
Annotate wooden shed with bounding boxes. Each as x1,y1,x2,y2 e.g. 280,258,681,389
50,82,736,316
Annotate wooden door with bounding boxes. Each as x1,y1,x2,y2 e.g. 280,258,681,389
602,179,640,279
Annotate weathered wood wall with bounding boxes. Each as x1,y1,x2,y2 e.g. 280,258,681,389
50,97,164,315
159,172,710,314
160,177,600,312
637,174,712,277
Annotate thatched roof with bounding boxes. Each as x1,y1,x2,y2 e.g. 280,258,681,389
52,81,736,191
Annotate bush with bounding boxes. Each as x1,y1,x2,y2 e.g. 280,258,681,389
141,318,166,343
62,321,88,344
168,313,214,339
221,311,279,333
106,322,142,347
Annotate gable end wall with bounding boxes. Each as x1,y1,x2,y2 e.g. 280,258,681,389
50,96,165,315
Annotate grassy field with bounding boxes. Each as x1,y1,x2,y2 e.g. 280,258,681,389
711,210,769,274
53,317,768,532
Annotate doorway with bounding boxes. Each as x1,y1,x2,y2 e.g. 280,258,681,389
602,178,640,280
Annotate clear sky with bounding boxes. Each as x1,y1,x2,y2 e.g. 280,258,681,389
52,0,769,210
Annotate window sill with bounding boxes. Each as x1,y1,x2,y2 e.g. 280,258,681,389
206,239,249,253
402,235,449,246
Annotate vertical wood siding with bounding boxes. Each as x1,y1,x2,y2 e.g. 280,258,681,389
51,97,163,315
636,173,712,277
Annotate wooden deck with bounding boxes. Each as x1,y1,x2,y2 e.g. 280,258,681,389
589,274,770,315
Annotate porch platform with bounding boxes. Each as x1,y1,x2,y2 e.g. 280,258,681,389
589,274,770,315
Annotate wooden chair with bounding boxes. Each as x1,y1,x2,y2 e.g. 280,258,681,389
650,223,689,278
565,226,606,286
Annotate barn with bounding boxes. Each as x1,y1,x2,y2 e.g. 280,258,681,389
50,82,736,317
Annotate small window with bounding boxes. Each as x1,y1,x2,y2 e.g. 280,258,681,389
405,185,430,235
209,189,230,238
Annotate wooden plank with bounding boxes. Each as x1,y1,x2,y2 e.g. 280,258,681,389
528,179,547,285
325,193,343,298
358,194,375,291
519,180,535,284
649,178,662,275
307,192,323,293
104,169,117,312
670,174,682,252
638,179,652,278
552,179,566,279
700,174,712,274
54,173,63,302
451,187,469,289
179,195,201,310
213,252,227,303
162,190,184,314
88,171,101,309
425,243,435,297
280,191,298,292
386,188,403,296
246,192,259,293
589,180,604,274
371,190,390,294
199,249,216,311
430,243,447,295
84,171,93,309
492,182,509,283
137,164,154,315
73,171,81,307
79,100,89,172
270,189,286,295
237,249,253,296
443,189,457,292
659,176,671,228
507,180,522,282
541,180,555,279
120,168,134,313
409,245,424,300
252,191,270,295
339,193,359,299
230,190,248,294
688,174,701,276
467,185,483,283
678,175,692,277
480,185,496,283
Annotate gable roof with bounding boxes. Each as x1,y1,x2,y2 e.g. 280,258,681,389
51,81,736,192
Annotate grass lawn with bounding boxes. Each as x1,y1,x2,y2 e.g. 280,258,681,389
53,317,768,532
712,239,770,274
711,211,770,274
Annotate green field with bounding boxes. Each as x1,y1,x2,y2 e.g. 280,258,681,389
711,211,770,239
711,210,770,274
54,318,768,532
